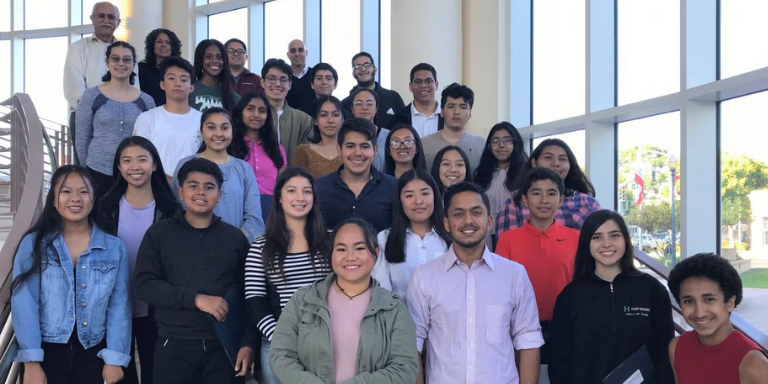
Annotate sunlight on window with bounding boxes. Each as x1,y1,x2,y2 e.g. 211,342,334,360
265,0,303,63
533,130,586,172
380,0,391,89
26,0,67,29
721,0,768,79
208,8,248,50
0,0,10,32
321,0,361,97
25,37,69,124
0,41,9,100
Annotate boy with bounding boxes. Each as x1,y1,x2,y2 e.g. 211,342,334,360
668,253,768,384
135,158,253,384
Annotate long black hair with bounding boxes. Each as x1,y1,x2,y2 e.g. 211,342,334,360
102,41,137,85
141,28,182,66
430,146,473,194
99,137,180,235
197,107,237,156
473,122,527,191
193,39,236,111
263,167,329,279
230,92,283,169
330,217,380,264
514,138,596,197
12,166,99,293
573,210,640,280
308,95,344,144
385,170,451,264
383,124,427,177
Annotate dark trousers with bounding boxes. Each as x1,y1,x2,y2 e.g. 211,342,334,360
38,333,107,384
540,321,552,365
86,166,114,201
153,337,244,384
69,111,79,165
123,315,158,384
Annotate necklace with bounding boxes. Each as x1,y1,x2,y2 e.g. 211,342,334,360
312,144,337,159
335,279,370,301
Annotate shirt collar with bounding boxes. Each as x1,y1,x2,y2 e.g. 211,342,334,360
296,65,309,78
405,226,438,237
443,244,496,271
89,35,116,44
411,102,441,117
243,135,260,145
523,219,560,237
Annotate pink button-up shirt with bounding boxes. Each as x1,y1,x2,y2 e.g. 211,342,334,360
244,136,287,195
406,245,544,384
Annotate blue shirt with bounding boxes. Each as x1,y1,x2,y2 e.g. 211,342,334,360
316,165,397,232
12,225,132,367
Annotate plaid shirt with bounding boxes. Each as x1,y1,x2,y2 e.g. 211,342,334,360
496,191,602,235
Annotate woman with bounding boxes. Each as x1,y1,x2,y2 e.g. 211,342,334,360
270,218,419,384
98,137,180,384
496,138,601,234
430,145,473,194
372,170,450,298
383,124,427,178
12,165,130,384
292,95,344,179
138,28,182,106
189,39,240,112
350,88,389,171
245,167,331,384
172,107,265,242
473,122,527,218
76,41,156,197
231,92,287,221
549,210,674,384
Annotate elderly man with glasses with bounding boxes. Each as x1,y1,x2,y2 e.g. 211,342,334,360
225,38,264,98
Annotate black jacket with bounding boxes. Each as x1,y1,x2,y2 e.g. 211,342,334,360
98,190,180,236
342,82,405,128
386,102,444,131
549,272,675,384
135,211,251,341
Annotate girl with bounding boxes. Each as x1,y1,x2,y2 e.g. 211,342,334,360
76,41,156,197
189,39,240,112
244,167,332,384
430,145,473,194
549,210,674,384
372,170,450,298
496,138,601,234
270,218,419,384
292,95,344,179
99,137,180,384
231,92,287,222
138,28,182,106
350,88,389,171
383,123,427,178
172,107,265,242
12,165,131,384
473,122,527,218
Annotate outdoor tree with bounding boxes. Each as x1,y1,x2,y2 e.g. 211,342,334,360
721,152,768,227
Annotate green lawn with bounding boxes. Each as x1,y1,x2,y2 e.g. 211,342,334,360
741,268,768,289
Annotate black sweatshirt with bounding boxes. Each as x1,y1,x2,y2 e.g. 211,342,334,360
135,211,250,340
549,272,675,384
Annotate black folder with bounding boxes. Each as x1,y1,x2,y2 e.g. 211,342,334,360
209,287,245,369
602,345,657,384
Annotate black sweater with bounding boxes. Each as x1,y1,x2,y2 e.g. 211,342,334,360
549,272,675,384
135,211,250,340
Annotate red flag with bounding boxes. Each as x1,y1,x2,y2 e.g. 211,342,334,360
634,169,644,207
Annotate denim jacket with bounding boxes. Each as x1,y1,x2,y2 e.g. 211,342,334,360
11,225,132,367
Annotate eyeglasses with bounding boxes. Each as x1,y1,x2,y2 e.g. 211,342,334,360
490,137,514,146
353,101,376,108
227,49,246,56
109,55,134,65
412,78,435,86
390,139,416,149
353,62,374,71
265,75,290,85
94,13,117,21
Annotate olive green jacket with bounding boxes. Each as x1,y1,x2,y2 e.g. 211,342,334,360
271,102,312,166
269,273,418,384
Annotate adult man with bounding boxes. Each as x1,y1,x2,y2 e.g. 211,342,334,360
407,182,544,384
421,83,485,170
134,57,202,185
298,62,339,116
225,38,264,97
260,58,312,164
388,63,444,137
285,39,314,112
341,52,405,128
316,118,398,233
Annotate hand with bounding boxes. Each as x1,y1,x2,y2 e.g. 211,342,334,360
102,364,124,384
234,346,254,377
23,362,47,384
195,294,228,322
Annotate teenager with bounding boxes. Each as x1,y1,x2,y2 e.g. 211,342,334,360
372,170,450,299
270,218,419,384
76,41,156,197
138,28,182,106
497,138,601,235
549,210,674,384
133,56,201,185
173,107,265,243
383,123,427,179
474,122,528,219
136,158,254,383
291,95,344,180
189,39,240,112
297,62,339,117
225,38,264,98
388,63,443,137
12,165,131,384
244,167,332,384
668,253,768,384
341,52,405,128
430,145,473,195
350,87,390,171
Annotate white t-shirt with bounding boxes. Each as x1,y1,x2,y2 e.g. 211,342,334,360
133,106,202,176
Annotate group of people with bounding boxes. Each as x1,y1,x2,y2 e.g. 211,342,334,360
10,1,768,384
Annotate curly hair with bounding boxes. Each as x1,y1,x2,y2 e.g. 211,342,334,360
142,28,182,66
668,253,743,307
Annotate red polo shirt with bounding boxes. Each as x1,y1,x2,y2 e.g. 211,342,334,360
495,220,579,321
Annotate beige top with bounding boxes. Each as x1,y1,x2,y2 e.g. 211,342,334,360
328,286,371,383
292,143,343,180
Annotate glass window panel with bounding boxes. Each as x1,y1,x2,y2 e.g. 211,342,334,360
265,0,303,63
720,91,768,336
721,0,768,79
25,0,68,29
0,40,9,101
532,130,586,173
380,0,391,89
617,112,681,266
208,8,248,49
533,0,585,124
0,0,10,32
321,0,361,97
25,37,68,124
618,0,679,105
83,0,98,25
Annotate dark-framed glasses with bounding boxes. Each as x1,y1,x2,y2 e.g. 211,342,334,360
490,137,514,146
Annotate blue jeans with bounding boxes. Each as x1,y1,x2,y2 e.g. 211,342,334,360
261,337,283,384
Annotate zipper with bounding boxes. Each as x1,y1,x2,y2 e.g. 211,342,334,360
610,283,616,333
